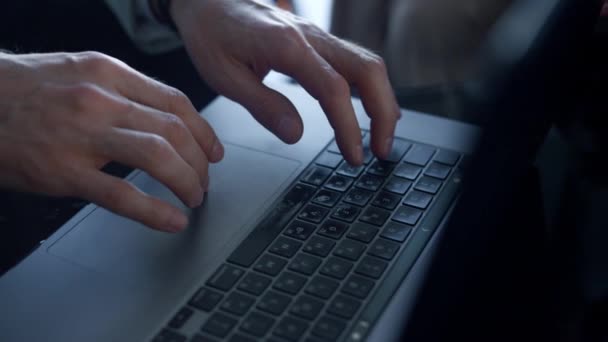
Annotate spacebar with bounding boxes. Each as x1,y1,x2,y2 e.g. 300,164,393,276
227,183,316,267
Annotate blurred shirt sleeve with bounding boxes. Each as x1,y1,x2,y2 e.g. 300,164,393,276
104,0,182,54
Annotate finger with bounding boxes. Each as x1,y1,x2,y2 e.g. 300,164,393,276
307,32,400,159
97,128,204,208
73,169,189,232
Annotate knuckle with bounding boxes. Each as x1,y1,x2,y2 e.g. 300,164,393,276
360,53,387,76
326,75,350,99
68,83,106,112
75,51,117,77
166,87,192,114
161,114,188,142
275,25,308,59
144,134,173,162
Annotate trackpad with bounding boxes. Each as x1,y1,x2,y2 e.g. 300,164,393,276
48,143,300,281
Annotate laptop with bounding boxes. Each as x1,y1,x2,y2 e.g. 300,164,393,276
0,0,599,341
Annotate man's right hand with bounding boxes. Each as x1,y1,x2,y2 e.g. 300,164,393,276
0,51,224,232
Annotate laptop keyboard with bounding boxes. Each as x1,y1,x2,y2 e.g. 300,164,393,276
153,131,463,342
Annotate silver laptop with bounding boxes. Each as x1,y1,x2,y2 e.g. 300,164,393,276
0,0,583,341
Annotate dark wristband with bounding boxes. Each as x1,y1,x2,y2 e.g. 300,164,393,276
150,0,178,31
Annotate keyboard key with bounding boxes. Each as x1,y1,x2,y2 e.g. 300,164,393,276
359,206,391,226
228,334,256,342
269,237,302,258
273,271,307,295
220,292,255,316
190,334,216,342
341,275,375,299
190,287,224,312
289,295,325,320
327,140,340,153
383,176,412,195
237,272,272,296
288,253,322,275
346,222,379,243
305,276,339,299
336,161,365,178
311,189,341,208
403,144,435,166
153,329,186,342
317,219,349,239
333,239,366,261
367,160,394,177
385,139,412,162
315,152,343,169
434,149,460,166
403,190,433,209
356,174,384,192
168,307,193,330
415,176,442,194
301,166,333,186
381,221,413,242
298,204,329,223
311,316,347,340
371,191,401,210
324,175,353,192
284,220,316,241
257,290,292,315
355,256,388,279
327,295,361,319
253,254,287,276
343,188,374,207
240,311,276,337
361,138,374,165
201,312,238,338
273,317,310,341
320,257,354,280
331,203,361,223
393,205,423,225
303,236,335,257
425,161,452,180
393,163,422,180
368,239,401,260
207,265,245,292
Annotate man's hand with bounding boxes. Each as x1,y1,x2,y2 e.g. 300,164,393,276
0,52,223,232
170,0,400,165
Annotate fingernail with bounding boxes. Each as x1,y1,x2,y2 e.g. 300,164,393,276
191,188,205,207
168,212,188,232
385,136,394,157
212,140,224,161
352,144,363,165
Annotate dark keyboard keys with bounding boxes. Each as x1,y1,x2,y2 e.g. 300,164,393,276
257,290,292,315
253,254,287,276
269,237,302,258
381,222,413,242
237,272,272,296
359,206,391,226
333,239,366,261
311,316,347,340
240,311,276,337
190,287,224,312
355,256,388,279
201,312,238,338
403,190,433,209
356,174,384,192
298,204,329,223
415,176,442,194
289,295,325,320
324,175,353,192
153,329,186,342
346,222,379,243
331,203,361,223
336,161,365,178
367,160,394,177
207,265,245,292
190,334,216,342
341,275,375,299
425,161,452,180
371,191,401,210
315,152,343,169
393,205,423,225
301,166,333,186
228,334,256,342
273,316,310,341
220,292,255,316
320,257,353,280
317,219,349,239
393,163,422,180
303,236,336,257
168,307,194,329
385,139,412,162
343,188,374,207
368,239,401,260
383,177,412,195
284,220,316,241
288,253,322,276
273,271,307,295
434,149,460,166
327,295,361,319
403,144,435,166
305,276,339,300
311,189,341,208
